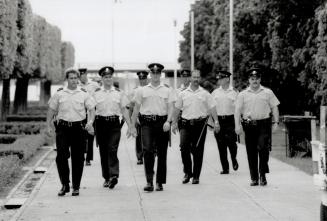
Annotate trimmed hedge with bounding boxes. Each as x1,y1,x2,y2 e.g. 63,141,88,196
0,122,46,134
0,134,49,161
6,115,46,122
0,134,22,144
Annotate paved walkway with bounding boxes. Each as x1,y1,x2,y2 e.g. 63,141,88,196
14,128,320,221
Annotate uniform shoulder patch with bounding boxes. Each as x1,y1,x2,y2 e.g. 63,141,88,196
80,88,87,92
115,87,120,91
233,88,239,93
95,88,101,92
164,84,169,88
57,87,63,92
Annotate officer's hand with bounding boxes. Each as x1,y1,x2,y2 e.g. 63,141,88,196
214,123,220,133
163,121,171,132
85,122,94,134
171,122,178,134
235,124,242,135
272,122,279,133
130,126,137,137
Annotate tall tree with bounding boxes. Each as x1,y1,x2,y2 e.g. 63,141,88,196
13,0,33,114
0,0,18,120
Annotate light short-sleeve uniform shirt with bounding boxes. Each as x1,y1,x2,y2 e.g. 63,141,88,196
211,86,238,116
80,81,99,95
235,85,280,120
134,83,176,116
48,87,96,122
175,86,215,120
93,86,129,116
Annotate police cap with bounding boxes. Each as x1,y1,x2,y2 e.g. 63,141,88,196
137,71,148,80
148,63,164,73
78,68,87,75
246,68,262,78
216,70,231,80
180,69,191,77
98,66,114,77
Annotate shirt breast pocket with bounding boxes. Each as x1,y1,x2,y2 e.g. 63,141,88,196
96,98,106,110
73,97,85,111
158,92,169,104
59,97,70,110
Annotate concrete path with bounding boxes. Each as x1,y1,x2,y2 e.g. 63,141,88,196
14,128,320,221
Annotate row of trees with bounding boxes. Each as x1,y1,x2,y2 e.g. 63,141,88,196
0,0,75,120
179,0,327,115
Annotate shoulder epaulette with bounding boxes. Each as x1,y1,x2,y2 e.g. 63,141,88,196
80,88,87,92
233,88,239,93
181,87,186,91
57,87,63,92
115,87,120,91
164,84,169,88
95,88,101,92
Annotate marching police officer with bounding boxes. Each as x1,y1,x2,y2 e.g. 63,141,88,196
46,68,96,196
172,70,219,184
177,69,191,94
128,71,149,165
131,63,175,192
93,66,132,189
235,67,280,186
212,71,239,175
79,68,99,166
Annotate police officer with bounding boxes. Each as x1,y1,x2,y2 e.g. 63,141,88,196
172,70,219,184
235,67,280,186
212,71,239,175
128,71,149,165
79,68,99,166
93,66,132,189
46,68,96,196
177,69,191,95
131,63,175,192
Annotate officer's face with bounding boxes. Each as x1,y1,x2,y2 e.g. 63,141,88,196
150,71,161,83
67,73,79,89
139,78,148,86
80,74,87,84
102,74,113,86
191,71,201,86
218,76,229,86
249,76,261,89
181,76,191,86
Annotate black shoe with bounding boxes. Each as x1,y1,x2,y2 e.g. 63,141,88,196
72,189,79,196
144,182,154,192
103,180,109,188
192,178,199,184
85,161,91,166
155,183,163,191
182,174,191,184
232,160,239,171
260,174,267,186
220,170,229,175
108,177,118,189
58,184,70,196
137,159,143,165
250,180,259,186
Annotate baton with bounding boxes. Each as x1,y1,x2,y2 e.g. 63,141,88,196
196,117,209,148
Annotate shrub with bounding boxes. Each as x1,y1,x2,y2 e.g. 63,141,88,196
0,122,46,134
0,134,22,144
0,134,48,161
6,115,46,122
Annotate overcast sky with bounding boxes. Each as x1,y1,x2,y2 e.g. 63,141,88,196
29,0,192,68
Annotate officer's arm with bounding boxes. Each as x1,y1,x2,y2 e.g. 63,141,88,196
88,108,95,125
122,106,132,127
131,103,140,126
271,105,279,124
46,108,57,135
209,107,219,126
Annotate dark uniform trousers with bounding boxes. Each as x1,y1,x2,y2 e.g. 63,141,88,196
214,115,238,172
139,115,169,184
95,116,121,180
55,119,87,190
135,123,143,161
86,133,94,161
241,118,272,181
179,117,208,179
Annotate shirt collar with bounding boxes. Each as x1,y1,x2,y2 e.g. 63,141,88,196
148,83,164,89
64,86,81,94
218,86,233,91
102,86,116,92
186,85,202,93
246,85,265,93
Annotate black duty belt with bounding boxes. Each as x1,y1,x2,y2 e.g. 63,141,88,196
139,114,167,122
241,117,270,126
58,119,86,127
181,117,207,126
95,115,119,121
